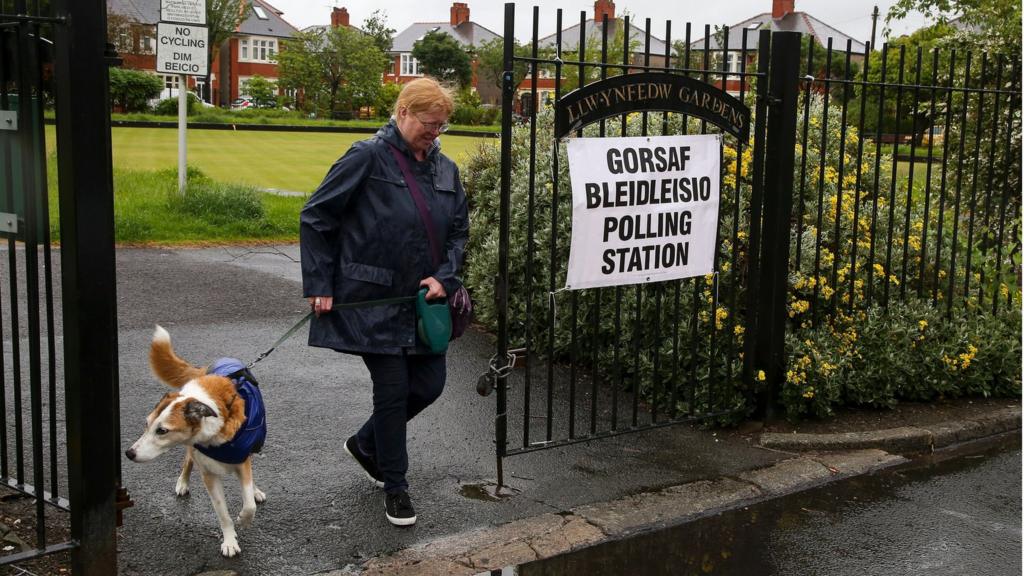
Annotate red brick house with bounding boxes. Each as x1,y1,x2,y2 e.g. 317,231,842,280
691,0,866,95
517,0,668,114
106,0,299,107
384,2,501,103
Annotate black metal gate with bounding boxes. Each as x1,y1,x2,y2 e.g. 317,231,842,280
1,1,121,573
490,2,1021,487
490,3,792,487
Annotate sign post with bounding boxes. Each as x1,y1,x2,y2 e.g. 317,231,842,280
156,0,207,195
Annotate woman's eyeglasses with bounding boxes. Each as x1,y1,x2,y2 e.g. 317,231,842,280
414,114,450,134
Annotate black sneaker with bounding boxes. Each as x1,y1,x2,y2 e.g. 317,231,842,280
384,491,416,526
343,436,384,488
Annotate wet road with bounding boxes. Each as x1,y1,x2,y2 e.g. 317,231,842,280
519,436,1022,576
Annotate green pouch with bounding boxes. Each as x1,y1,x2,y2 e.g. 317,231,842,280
416,288,451,354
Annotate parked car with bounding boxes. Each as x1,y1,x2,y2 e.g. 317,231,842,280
230,97,253,110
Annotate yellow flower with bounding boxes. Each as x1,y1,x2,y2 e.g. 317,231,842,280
873,263,885,277
756,370,766,382
734,325,745,336
918,320,928,331
789,299,810,317
802,387,815,399
715,307,729,330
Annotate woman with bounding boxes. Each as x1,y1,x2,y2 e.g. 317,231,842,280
300,78,468,527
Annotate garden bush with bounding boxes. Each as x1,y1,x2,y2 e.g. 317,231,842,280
153,93,202,116
462,96,1021,423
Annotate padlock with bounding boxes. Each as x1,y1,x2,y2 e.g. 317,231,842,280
476,372,494,397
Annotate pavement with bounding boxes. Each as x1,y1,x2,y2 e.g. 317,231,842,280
100,244,1020,576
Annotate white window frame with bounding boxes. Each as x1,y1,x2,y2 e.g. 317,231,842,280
725,52,742,74
400,53,421,76
239,36,277,63
159,74,180,90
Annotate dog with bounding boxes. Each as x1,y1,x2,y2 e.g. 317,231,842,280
125,325,267,557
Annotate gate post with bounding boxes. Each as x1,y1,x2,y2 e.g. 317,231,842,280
53,0,120,573
494,2,516,489
754,32,801,419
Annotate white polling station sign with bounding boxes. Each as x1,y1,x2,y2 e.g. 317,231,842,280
161,0,206,25
565,134,721,290
156,22,208,76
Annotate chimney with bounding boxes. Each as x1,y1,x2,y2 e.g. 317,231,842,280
772,0,795,18
594,0,615,22
450,2,470,26
331,7,350,28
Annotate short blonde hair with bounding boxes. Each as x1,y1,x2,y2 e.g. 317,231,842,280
393,77,455,118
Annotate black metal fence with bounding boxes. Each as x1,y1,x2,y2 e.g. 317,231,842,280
790,37,1021,322
490,3,1021,486
1,1,121,573
0,3,72,565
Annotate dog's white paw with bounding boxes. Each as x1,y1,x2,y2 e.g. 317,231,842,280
236,507,255,529
220,537,241,558
174,478,190,497
254,488,267,503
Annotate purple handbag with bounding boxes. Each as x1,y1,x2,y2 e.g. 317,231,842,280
388,144,473,339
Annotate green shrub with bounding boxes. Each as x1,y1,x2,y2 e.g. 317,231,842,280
108,68,163,112
463,96,1021,424
375,83,402,119
450,89,483,125
153,93,202,116
165,168,266,226
782,301,1022,420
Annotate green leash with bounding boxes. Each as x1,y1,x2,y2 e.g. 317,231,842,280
244,295,416,369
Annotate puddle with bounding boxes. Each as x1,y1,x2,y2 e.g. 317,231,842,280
460,482,520,502
508,434,1021,575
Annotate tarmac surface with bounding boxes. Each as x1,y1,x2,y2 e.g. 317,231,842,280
107,244,1021,576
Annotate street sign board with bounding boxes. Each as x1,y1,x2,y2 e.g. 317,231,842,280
156,22,208,77
161,0,206,25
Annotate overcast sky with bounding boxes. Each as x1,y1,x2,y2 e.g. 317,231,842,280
265,0,932,44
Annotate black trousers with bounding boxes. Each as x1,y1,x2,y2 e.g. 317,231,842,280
355,352,446,493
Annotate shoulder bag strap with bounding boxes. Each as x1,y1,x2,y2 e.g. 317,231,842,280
387,143,442,268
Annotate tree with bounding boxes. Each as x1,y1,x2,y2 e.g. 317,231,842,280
561,24,639,93
362,8,395,73
886,0,1021,53
206,0,246,106
852,23,954,139
412,30,472,87
277,26,389,116
475,37,529,93
242,75,277,107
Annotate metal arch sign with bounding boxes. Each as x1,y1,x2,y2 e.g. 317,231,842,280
555,72,751,141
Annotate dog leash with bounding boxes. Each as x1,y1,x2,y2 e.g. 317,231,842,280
243,295,416,369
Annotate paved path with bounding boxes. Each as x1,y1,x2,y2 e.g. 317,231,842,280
113,245,785,576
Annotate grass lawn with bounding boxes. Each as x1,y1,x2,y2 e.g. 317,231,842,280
45,125,494,194
40,125,494,244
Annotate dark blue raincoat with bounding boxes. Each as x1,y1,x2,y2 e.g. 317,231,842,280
299,120,469,355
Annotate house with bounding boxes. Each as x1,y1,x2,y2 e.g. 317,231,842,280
690,0,867,94
384,2,501,103
106,0,299,107
301,7,361,36
518,0,669,114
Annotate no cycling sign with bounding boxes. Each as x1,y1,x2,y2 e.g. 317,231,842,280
157,0,208,77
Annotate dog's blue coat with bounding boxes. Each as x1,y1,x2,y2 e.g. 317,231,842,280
195,358,267,464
